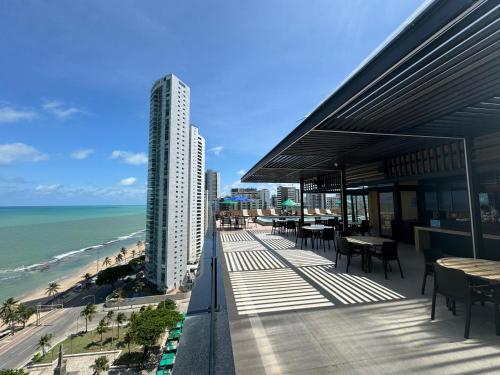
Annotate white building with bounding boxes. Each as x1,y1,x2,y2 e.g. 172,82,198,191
259,189,271,209
188,125,205,264
145,74,191,292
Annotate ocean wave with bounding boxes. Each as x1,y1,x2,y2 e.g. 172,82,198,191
0,228,145,280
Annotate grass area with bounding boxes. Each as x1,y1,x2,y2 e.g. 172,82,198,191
36,325,141,364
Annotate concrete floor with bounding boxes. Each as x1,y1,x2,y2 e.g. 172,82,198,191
221,225,500,375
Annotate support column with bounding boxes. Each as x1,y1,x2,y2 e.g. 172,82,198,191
300,178,305,225
463,138,482,259
341,168,349,231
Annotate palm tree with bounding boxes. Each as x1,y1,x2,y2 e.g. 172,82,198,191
0,297,19,333
106,311,114,335
96,318,108,343
115,253,124,264
80,303,97,333
38,333,53,356
16,303,34,329
90,355,109,375
115,312,126,338
45,282,60,301
82,273,93,289
133,281,145,294
123,331,133,354
102,257,112,267
120,246,127,258
131,249,136,258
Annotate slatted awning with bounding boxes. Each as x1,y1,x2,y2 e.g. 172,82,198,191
242,0,500,183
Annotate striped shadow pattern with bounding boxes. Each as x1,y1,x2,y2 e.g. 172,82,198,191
220,232,255,242
250,232,297,250
299,265,405,305
224,251,287,272
222,241,267,253
275,250,335,267
229,268,333,315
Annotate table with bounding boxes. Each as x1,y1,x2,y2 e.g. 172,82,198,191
346,236,394,272
437,257,500,282
303,225,333,249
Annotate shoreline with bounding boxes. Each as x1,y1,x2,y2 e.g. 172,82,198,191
17,241,145,305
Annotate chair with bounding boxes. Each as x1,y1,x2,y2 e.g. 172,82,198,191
335,237,363,273
321,228,336,252
431,264,498,339
238,216,247,229
421,248,444,295
256,209,264,217
269,209,279,216
372,242,404,280
285,220,297,236
271,219,283,235
242,209,249,217
296,226,312,249
221,216,231,230
359,220,370,235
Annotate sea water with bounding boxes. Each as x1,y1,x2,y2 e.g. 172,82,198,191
0,205,146,302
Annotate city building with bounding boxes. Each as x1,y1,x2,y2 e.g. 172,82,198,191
276,186,300,209
304,193,326,209
188,125,205,264
271,194,277,208
145,74,191,292
326,195,341,209
205,169,220,203
259,188,271,209
230,187,263,210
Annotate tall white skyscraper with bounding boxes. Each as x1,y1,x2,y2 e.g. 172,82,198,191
145,74,191,291
188,125,205,264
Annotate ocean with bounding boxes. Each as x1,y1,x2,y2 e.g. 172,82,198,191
0,205,146,302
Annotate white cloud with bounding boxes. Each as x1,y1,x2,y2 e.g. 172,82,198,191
42,100,83,120
110,150,148,166
71,148,94,160
208,146,223,156
35,184,62,193
0,106,37,123
0,143,49,165
236,169,246,176
119,177,137,186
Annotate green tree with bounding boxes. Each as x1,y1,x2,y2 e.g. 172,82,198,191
102,257,112,267
95,264,132,287
16,303,34,329
0,297,19,334
96,319,108,343
80,303,97,333
106,311,114,335
120,246,127,258
131,249,136,258
115,253,124,264
82,273,93,289
38,333,53,356
0,370,30,375
132,281,145,294
115,312,126,338
89,356,109,375
45,282,60,301
123,331,133,354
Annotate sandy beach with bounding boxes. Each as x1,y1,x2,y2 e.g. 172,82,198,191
18,241,145,305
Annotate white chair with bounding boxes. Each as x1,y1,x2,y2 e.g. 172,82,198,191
256,209,264,216
325,209,333,215
269,209,278,216
242,209,249,217
314,208,321,215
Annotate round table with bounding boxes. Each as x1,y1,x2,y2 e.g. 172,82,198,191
303,225,332,249
437,257,500,282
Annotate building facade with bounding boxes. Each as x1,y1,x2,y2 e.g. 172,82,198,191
259,189,271,209
188,126,205,264
205,169,220,203
145,74,191,292
276,186,300,209
304,193,326,209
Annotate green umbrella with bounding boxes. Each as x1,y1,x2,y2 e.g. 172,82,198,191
221,199,238,205
281,198,298,207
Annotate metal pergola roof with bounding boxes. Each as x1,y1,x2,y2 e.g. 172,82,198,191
242,0,500,183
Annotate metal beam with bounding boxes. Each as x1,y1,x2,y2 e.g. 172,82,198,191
463,137,482,258
300,178,305,225
341,168,349,232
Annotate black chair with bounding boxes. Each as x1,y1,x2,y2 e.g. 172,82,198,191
359,220,370,235
321,228,336,252
285,220,297,236
431,264,498,339
421,248,444,295
221,216,231,230
296,226,312,249
372,242,404,280
238,216,247,229
271,219,280,235
335,237,363,273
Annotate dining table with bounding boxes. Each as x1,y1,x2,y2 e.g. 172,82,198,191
345,236,395,272
303,225,333,249
437,257,500,335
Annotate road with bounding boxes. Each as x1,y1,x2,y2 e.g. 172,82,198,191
0,284,113,369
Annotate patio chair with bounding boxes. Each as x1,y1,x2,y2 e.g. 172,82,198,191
431,264,498,339
271,219,281,235
321,228,336,252
296,226,312,249
269,209,279,216
285,220,297,236
242,209,249,217
372,242,404,280
325,209,333,215
421,247,444,295
335,237,363,273
221,216,231,230
238,216,247,229
359,220,370,235
314,208,322,215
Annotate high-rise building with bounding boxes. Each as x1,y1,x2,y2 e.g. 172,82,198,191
230,187,264,209
205,169,220,203
259,189,271,209
188,125,205,264
276,186,300,209
271,194,277,208
305,193,326,209
145,74,191,292
326,195,341,209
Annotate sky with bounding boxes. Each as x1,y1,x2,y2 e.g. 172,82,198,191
0,0,425,206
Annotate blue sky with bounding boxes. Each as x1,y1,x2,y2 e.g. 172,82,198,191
0,0,424,205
